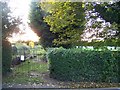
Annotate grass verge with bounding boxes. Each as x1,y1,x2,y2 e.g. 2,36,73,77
3,59,48,84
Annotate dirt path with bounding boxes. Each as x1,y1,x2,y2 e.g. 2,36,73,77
2,70,64,88
3,69,120,89
2,58,64,88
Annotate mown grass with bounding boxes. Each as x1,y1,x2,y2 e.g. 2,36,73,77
3,60,48,84
14,60,48,73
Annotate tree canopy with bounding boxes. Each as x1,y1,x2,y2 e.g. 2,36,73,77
29,2,56,48
41,2,86,46
95,2,120,24
94,2,120,46
2,1,21,40
29,1,119,47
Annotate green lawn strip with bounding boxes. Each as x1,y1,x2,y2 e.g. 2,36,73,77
14,60,48,73
3,73,44,84
3,60,48,84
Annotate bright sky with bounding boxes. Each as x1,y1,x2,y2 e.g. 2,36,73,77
8,0,40,43
8,0,31,23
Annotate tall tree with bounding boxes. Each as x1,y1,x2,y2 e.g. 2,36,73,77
94,2,120,46
2,1,12,75
95,2,120,24
81,2,120,46
2,2,21,40
41,2,86,46
29,2,56,48
1,1,21,75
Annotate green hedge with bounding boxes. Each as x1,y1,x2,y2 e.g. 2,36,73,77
2,40,12,75
48,48,120,83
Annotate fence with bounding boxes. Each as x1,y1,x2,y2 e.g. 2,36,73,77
11,47,45,67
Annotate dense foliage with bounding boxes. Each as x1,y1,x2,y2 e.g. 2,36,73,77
1,1,21,75
48,48,120,82
30,1,119,47
29,2,56,48
12,43,30,58
95,2,120,24
41,2,85,46
2,40,12,75
83,2,120,46
94,2,120,46
2,2,21,40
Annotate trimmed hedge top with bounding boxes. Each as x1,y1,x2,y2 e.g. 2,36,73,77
48,48,120,83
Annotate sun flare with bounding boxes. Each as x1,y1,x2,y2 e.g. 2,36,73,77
8,0,39,43
8,25,40,43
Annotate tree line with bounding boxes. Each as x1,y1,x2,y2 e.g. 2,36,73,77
29,1,120,48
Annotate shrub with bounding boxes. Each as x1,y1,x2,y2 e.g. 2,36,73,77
48,48,120,83
11,57,21,67
2,40,12,75
12,45,17,55
17,45,30,56
34,45,47,62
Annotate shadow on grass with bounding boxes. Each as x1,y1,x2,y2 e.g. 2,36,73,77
3,59,48,84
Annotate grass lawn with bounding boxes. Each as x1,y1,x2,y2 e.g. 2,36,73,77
3,59,48,84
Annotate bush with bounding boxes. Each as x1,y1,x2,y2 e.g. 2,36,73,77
16,44,30,56
2,40,12,75
48,48,120,83
34,45,47,62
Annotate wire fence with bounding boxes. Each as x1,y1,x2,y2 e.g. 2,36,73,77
11,47,46,78
11,47,45,67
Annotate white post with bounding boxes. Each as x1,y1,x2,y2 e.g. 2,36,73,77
21,55,25,61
